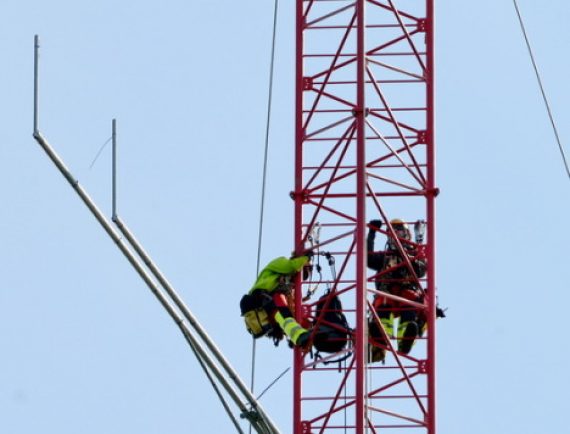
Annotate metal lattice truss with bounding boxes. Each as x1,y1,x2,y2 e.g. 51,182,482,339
294,1,436,433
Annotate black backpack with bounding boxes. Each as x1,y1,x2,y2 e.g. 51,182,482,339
312,289,352,354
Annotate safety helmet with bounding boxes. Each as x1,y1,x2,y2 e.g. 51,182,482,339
388,218,411,247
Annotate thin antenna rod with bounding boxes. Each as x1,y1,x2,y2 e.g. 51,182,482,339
33,35,39,134
112,118,117,219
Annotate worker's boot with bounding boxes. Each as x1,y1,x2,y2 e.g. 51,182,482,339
274,311,311,348
397,320,418,354
295,329,312,349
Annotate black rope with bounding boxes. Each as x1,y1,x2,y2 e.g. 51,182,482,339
513,0,570,180
254,2,280,276
250,0,280,432
256,367,290,401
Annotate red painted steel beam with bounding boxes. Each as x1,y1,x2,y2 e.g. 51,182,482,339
355,0,367,432
294,1,436,433
426,1,436,433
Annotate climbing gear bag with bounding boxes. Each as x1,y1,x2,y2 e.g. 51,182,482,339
312,289,351,354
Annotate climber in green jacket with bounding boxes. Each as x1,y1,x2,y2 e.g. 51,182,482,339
240,252,313,348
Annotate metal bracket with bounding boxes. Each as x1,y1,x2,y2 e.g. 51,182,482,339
417,18,427,33
303,76,314,91
290,190,310,203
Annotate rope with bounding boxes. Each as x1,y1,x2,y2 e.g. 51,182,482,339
88,136,112,169
255,0,279,277
256,367,290,401
512,0,570,180
250,0,280,431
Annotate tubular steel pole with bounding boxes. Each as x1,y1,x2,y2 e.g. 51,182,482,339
355,1,367,432
426,1,437,433
33,35,39,134
112,119,117,219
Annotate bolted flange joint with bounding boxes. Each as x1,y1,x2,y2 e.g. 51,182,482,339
290,190,310,203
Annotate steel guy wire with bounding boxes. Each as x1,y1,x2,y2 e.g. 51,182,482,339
513,0,570,181
88,136,112,169
251,1,280,432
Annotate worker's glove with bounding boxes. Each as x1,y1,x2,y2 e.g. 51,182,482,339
303,249,314,259
369,219,383,230
436,306,447,318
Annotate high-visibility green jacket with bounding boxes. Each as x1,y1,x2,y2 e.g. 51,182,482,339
250,255,309,293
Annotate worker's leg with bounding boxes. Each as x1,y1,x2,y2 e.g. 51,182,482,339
397,318,418,354
369,295,394,363
373,294,395,338
272,293,310,347
396,289,422,354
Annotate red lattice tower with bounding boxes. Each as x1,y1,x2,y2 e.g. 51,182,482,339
292,1,436,433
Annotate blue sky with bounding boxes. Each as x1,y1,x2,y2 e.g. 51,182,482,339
2,1,569,433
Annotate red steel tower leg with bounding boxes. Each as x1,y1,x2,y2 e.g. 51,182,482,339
355,1,367,432
293,1,436,433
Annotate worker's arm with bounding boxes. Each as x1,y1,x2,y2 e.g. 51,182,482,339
367,221,385,271
265,255,309,275
412,258,426,278
251,255,311,293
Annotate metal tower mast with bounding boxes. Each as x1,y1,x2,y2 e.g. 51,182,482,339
293,1,436,433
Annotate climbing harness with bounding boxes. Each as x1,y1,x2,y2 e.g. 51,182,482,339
240,292,275,338
240,289,291,347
